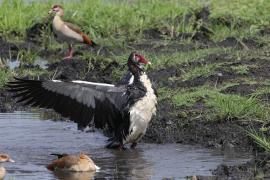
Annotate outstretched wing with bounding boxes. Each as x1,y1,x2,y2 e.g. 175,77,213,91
6,78,130,133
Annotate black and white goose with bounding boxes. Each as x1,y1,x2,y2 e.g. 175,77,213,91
7,52,157,149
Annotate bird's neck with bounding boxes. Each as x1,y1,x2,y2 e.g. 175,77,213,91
53,15,64,30
137,73,153,91
133,72,141,84
53,15,63,23
128,63,143,84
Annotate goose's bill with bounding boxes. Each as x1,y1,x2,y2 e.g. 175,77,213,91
8,158,15,163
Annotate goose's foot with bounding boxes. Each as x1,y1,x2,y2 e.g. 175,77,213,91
63,55,73,60
105,138,126,150
130,142,137,149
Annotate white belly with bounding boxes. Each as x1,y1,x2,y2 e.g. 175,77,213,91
124,73,157,144
0,167,6,179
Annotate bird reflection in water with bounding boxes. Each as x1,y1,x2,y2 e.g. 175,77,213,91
107,149,154,179
53,171,96,180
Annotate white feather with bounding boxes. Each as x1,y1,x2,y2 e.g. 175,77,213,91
128,75,134,85
95,165,100,171
72,80,115,87
125,73,157,144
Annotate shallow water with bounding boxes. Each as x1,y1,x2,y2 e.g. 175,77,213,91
6,57,48,70
0,111,252,179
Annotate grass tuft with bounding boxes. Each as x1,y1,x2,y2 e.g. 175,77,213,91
247,129,270,152
172,87,270,121
207,93,269,121
0,68,13,87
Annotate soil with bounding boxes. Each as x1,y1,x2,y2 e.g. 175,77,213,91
143,100,259,149
0,37,19,59
195,153,270,180
221,84,267,96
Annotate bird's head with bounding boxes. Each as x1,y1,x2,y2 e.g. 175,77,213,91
0,154,15,163
128,52,151,74
49,4,64,16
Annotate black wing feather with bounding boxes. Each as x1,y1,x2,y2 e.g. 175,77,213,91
6,78,130,136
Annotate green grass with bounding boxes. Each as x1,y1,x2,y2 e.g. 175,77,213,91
0,0,199,40
0,0,51,39
16,49,39,64
207,93,269,121
147,47,232,69
172,88,216,107
16,68,47,78
0,68,13,87
252,87,270,97
181,63,220,81
231,65,249,75
1,0,270,42
247,129,270,152
209,0,270,25
209,0,270,40
171,87,270,121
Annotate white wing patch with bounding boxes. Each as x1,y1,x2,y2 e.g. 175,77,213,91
52,80,62,82
72,80,115,87
128,75,134,85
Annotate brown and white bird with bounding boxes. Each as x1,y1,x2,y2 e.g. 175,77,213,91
49,4,97,59
0,154,15,180
47,153,100,172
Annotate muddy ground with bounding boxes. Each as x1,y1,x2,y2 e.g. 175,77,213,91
1,7,270,179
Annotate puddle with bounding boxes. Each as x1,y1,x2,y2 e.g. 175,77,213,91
4,57,48,70
0,111,252,179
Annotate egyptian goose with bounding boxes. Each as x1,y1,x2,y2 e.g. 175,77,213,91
49,4,96,59
7,52,157,149
47,153,99,172
0,154,15,180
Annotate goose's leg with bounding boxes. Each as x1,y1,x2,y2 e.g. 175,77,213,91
130,142,137,149
106,137,127,150
63,44,74,60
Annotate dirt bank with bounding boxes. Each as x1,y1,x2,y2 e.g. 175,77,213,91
193,153,270,180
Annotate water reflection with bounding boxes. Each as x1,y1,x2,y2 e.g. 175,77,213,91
108,149,153,179
53,171,96,180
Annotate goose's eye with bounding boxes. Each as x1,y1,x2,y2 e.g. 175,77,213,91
134,55,139,62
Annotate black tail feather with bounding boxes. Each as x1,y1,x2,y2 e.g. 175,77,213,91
50,153,68,159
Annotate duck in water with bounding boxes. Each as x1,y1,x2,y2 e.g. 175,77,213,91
0,154,15,180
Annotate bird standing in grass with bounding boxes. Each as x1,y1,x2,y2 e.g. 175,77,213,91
0,154,15,180
49,4,97,59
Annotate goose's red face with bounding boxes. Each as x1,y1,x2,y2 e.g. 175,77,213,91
132,53,151,65
128,52,151,73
